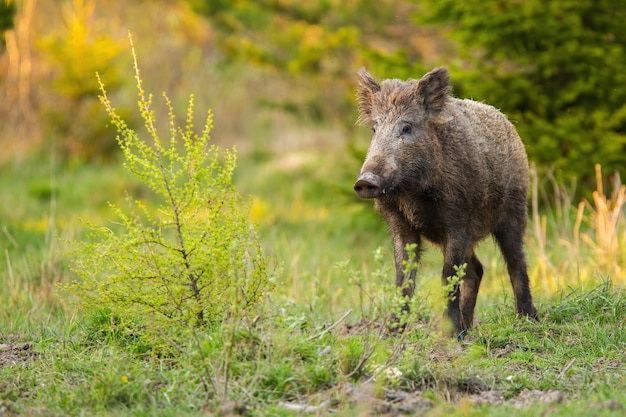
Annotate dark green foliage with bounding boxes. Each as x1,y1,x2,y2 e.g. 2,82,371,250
418,0,626,183
0,0,15,43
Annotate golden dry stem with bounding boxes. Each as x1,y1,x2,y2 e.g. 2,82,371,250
529,164,626,292
577,164,625,280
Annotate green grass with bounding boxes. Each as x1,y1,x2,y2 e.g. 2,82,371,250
1,280,624,416
1,147,625,416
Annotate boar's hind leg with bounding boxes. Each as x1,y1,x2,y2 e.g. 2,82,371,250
460,252,484,330
493,226,539,320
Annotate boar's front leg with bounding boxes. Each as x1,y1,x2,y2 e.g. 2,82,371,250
441,234,472,338
379,205,422,324
391,227,422,301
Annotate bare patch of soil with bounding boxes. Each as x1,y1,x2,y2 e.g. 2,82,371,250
0,338,35,368
344,381,434,416
337,382,575,416
468,389,566,408
346,386,569,416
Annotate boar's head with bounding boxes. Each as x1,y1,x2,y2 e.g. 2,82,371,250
354,67,451,199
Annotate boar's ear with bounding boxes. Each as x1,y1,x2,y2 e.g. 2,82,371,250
415,67,451,117
356,68,381,125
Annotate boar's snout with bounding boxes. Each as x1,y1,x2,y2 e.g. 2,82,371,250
354,172,382,199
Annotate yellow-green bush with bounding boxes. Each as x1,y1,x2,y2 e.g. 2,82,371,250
63,42,273,343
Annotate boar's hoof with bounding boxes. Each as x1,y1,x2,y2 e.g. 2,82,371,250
354,173,382,199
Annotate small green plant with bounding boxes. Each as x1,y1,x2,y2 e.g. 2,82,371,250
339,246,392,320
391,243,421,326
63,36,272,344
442,263,466,302
401,243,420,279
341,244,426,326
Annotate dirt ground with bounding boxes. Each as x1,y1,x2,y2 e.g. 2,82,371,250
0,337,34,369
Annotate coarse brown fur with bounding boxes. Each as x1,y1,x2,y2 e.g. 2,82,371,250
354,67,538,337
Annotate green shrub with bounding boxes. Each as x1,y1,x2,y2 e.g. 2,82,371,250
63,40,273,343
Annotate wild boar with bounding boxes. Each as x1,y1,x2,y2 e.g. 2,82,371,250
354,67,538,337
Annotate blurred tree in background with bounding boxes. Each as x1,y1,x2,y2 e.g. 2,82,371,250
188,0,434,129
38,0,124,161
191,0,626,185
0,0,129,163
1,0,625,185
418,0,626,184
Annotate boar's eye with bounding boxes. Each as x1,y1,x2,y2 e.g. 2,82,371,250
371,126,376,133
401,124,412,135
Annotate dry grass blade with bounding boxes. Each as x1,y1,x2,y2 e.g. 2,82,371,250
529,164,626,291
579,164,626,281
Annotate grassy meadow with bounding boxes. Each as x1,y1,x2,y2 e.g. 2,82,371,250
1,122,625,416
1,4,625,413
